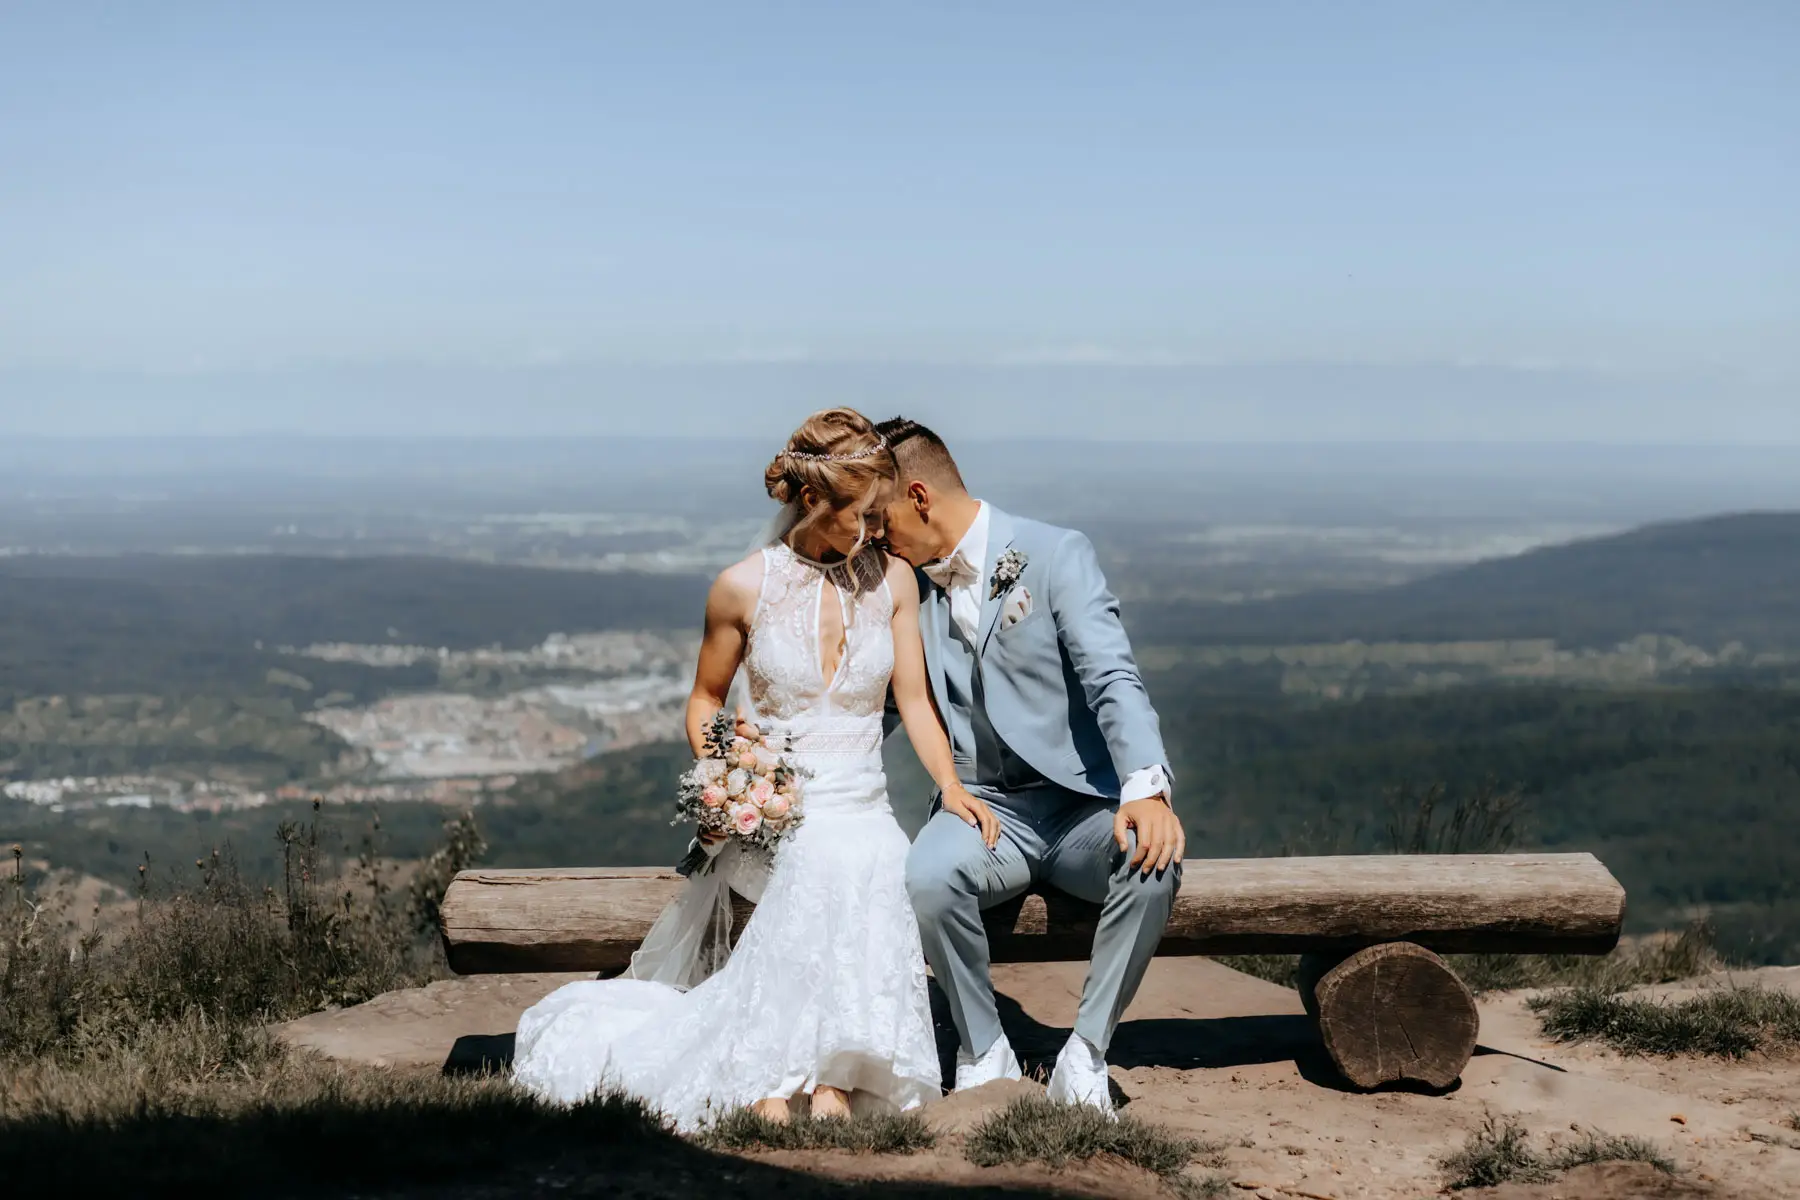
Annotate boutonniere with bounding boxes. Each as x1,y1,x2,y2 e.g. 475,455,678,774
989,548,1028,600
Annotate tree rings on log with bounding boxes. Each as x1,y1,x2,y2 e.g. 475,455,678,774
1306,941,1478,1090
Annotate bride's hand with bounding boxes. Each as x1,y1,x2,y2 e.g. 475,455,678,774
733,706,760,741
941,784,1000,851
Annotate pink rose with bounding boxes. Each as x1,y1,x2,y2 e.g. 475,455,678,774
761,794,791,821
730,805,762,836
737,750,758,770
701,785,728,809
747,778,775,808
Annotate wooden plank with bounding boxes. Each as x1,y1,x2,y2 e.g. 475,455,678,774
439,853,1627,975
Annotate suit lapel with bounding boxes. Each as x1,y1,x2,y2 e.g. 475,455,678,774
976,507,1015,655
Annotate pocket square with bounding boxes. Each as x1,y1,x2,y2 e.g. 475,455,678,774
999,586,1033,629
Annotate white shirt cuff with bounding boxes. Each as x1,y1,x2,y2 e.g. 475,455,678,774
1120,765,1172,806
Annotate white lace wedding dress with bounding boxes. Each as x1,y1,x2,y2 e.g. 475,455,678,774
511,541,940,1130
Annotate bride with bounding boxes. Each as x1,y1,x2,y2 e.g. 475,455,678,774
512,407,992,1130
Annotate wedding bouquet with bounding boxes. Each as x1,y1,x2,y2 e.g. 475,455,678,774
672,710,806,876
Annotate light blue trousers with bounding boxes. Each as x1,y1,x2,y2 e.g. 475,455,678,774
904,784,1179,1057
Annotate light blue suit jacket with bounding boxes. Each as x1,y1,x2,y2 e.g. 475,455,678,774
909,506,1171,804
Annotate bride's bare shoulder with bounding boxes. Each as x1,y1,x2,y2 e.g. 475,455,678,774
706,551,766,622
882,552,920,604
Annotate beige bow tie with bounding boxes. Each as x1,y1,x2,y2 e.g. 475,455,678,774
922,549,979,592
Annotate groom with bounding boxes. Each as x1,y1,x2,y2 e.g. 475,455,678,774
875,418,1183,1114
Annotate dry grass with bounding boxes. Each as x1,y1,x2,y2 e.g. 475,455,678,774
1440,1117,1675,1191
700,1107,937,1154
0,1019,668,1192
963,1096,1230,1196
1529,983,1800,1058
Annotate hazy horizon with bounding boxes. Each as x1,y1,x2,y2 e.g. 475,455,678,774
5,360,1796,442
4,3,1795,441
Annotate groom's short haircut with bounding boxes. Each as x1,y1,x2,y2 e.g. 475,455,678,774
877,418,966,493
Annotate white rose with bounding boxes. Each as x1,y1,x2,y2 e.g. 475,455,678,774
726,768,751,797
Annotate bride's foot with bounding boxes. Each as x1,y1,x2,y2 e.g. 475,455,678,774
751,1096,792,1124
811,1085,853,1120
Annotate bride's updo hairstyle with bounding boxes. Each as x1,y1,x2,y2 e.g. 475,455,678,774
764,408,897,557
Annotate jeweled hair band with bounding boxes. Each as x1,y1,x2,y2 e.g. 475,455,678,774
783,436,889,463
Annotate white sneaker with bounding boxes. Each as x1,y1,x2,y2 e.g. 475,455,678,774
954,1035,1023,1091
1045,1033,1115,1118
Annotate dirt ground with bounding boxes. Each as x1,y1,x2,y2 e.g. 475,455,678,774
277,959,1800,1199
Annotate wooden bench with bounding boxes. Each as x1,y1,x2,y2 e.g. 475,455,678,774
439,852,1626,1090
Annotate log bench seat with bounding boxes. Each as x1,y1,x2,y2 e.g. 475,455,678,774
439,852,1626,1090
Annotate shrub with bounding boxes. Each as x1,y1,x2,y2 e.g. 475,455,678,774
1450,921,1720,995
0,804,475,1068
1529,983,1800,1058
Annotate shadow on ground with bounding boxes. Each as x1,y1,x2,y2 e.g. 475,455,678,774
446,1032,517,1074
925,983,1473,1099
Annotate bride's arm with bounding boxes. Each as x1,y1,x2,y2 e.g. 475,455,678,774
887,559,1001,848
685,557,758,758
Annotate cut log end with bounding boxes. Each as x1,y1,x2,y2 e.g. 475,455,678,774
1303,941,1479,1091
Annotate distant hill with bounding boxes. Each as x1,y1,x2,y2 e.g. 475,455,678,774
0,554,710,701
1133,511,1800,651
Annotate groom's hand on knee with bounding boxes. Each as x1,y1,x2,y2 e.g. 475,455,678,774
1114,798,1185,877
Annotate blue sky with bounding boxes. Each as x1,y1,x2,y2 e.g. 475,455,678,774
1,2,1794,438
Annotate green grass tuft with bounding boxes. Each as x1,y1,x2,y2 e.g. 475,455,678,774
1548,1129,1677,1175
699,1107,937,1154
1528,983,1800,1058
1440,1117,1675,1191
964,1096,1226,1187
1440,1117,1555,1190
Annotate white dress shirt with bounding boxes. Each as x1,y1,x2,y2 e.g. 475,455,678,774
923,501,1172,807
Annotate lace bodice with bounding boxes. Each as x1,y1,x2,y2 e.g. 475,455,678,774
745,542,894,745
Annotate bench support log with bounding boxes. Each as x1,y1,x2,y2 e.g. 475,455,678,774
1298,942,1480,1090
